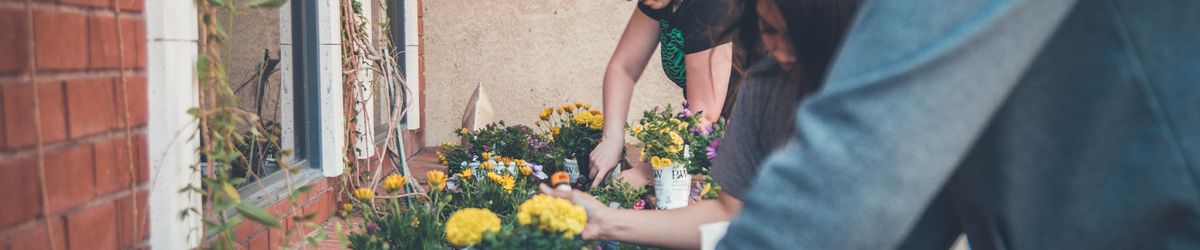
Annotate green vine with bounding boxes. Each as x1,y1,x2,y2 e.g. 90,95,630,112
186,0,323,249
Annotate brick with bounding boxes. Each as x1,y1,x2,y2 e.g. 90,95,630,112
113,75,148,127
121,17,145,69
66,77,118,138
66,201,118,250
0,157,41,228
1,80,68,148
267,225,287,249
116,191,149,247
133,133,148,182
34,9,89,71
0,7,30,73
44,145,95,214
62,0,110,8
0,217,68,250
247,232,269,250
95,137,134,195
233,218,265,244
119,0,145,12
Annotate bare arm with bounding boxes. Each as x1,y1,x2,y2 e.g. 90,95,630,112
590,9,661,187
683,43,733,123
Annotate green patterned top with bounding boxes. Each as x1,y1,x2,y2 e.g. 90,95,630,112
658,20,688,88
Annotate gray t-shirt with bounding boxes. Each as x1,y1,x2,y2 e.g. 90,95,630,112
710,58,809,199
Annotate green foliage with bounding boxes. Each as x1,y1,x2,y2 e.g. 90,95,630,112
347,191,451,250
477,224,585,250
630,105,725,175
536,102,604,160
590,179,648,209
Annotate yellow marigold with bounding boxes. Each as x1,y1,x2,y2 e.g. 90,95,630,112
427,171,448,191
445,208,501,247
481,152,492,159
670,132,684,146
539,107,553,121
572,112,593,125
589,109,601,116
460,168,474,179
384,174,407,192
519,166,533,176
481,161,495,170
582,103,592,110
551,127,560,135
499,175,515,191
588,114,604,129
516,195,588,237
562,103,575,113
353,187,374,201
574,101,584,108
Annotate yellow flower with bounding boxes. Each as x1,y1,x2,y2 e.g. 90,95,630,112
516,195,588,237
515,159,527,167
669,132,684,146
492,155,503,162
353,187,374,201
481,152,492,159
445,208,501,247
411,217,420,228
572,112,593,125
631,125,644,135
588,114,604,129
539,107,553,121
427,171,448,191
556,107,564,114
669,118,681,125
650,156,673,169
436,151,446,161
342,203,353,211
667,145,682,154
574,101,584,108
562,103,575,113
701,182,712,196
500,176,515,191
481,161,495,170
503,158,515,166
519,166,533,176
582,103,592,110
589,109,601,116
460,168,474,179
384,174,407,192
458,128,469,135
551,127,560,135
677,121,689,130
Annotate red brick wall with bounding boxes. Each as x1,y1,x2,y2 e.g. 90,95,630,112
0,0,148,249
230,178,339,249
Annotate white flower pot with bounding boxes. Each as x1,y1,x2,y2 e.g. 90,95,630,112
564,158,581,182
653,164,690,210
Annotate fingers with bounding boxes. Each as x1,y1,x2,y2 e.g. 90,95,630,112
590,169,609,189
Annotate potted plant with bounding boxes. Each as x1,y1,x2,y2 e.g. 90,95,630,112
537,102,604,186
629,104,724,209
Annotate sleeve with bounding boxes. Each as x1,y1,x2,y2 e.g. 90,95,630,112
636,2,669,22
715,0,1078,249
677,0,738,54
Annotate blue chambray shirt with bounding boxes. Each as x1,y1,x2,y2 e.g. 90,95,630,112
719,0,1200,249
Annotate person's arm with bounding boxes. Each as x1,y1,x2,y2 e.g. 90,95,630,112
718,0,1079,249
541,184,742,249
590,9,661,188
683,43,733,123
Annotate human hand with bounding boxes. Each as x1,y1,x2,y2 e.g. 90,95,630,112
540,183,611,240
588,137,624,189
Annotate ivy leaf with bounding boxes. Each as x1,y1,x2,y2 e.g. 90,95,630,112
245,0,289,8
236,202,281,228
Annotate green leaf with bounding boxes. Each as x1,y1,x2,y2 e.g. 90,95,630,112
245,0,289,8
222,182,241,203
235,202,281,228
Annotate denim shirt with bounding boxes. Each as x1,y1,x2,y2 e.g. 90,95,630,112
719,0,1200,249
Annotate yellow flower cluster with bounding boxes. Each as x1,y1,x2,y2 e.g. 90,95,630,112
481,161,496,170
539,107,553,121
384,174,407,192
487,172,516,191
353,187,374,201
650,156,674,169
445,208,501,247
481,152,492,159
572,110,604,130
427,170,448,191
436,151,448,165
516,194,588,237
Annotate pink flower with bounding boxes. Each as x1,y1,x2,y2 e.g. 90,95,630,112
633,199,646,210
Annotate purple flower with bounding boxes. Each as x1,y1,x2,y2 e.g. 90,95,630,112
366,223,380,233
679,108,693,119
681,100,689,108
633,199,646,210
706,139,720,160
530,164,548,180
691,181,704,201
482,145,491,152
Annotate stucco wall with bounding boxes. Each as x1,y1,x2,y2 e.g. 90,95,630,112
422,0,683,146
